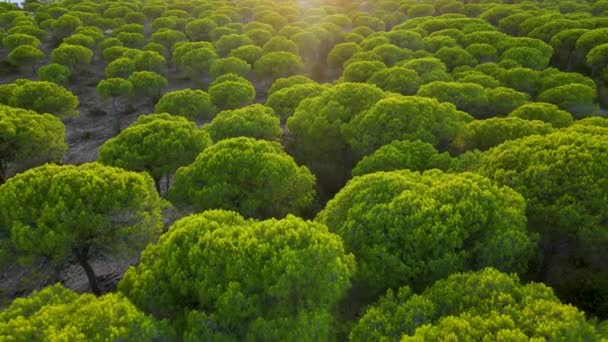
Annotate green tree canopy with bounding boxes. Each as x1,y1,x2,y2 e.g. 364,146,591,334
38,63,71,85
348,95,472,157
127,71,167,101
119,210,354,340
254,51,305,80
453,117,554,152
351,268,606,341
2,33,41,51
399,57,451,83
9,80,79,117
265,83,325,121
485,86,530,117
342,60,386,83
98,113,212,194
96,77,132,129
267,75,316,95
0,163,163,295
317,170,535,299
417,81,488,118
8,45,44,72
169,137,315,218
507,102,574,128
209,56,251,79
0,284,166,340
351,140,453,177
477,130,608,317
537,83,597,118
286,83,385,195
105,57,136,79
180,47,218,81
327,42,363,69
367,67,423,95
50,43,93,72
208,78,256,110
0,104,66,184
204,104,281,142
154,88,216,121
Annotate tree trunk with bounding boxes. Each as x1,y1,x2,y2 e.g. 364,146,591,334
74,246,101,296
0,160,7,185
164,173,171,195
153,176,161,195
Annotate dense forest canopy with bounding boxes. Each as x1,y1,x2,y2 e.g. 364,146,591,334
1,0,608,340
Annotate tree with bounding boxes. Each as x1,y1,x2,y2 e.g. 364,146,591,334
185,18,217,41
453,117,554,152
352,140,453,177
0,104,66,184
119,210,354,340
10,80,79,117
286,83,385,196
0,284,166,340
537,83,597,118
507,102,574,128
96,78,132,130
51,14,81,39
204,104,281,142
262,36,298,54
127,71,167,102
550,29,589,70
587,42,608,77
268,75,316,95
408,4,435,17
180,47,218,81
99,113,212,195
417,81,488,118
38,63,71,84
500,47,550,70
465,43,498,63
485,87,530,117
169,137,315,218
400,57,451,83
317,170,535,300
210,57,251,79
385,30,424,50
372,44,412,67
500,67,540,95
477,131,608,317
347,95,472,157
133,51,166,73
327,42,363,69
150,29,186,51
342,61,386,83
0,163,163,295
105,57,136,79
351,268,606,341
208,78,256,110
154,89,216,121
265,83,325,121
434,46,477,71
214,34,254,57
63,33,96,49
114,32,145,49
50,44,93,72
229,44,263,65
1,33,41,51
254,51,305,80
367,67,422,95
8,45,44,73
539,71,596,93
